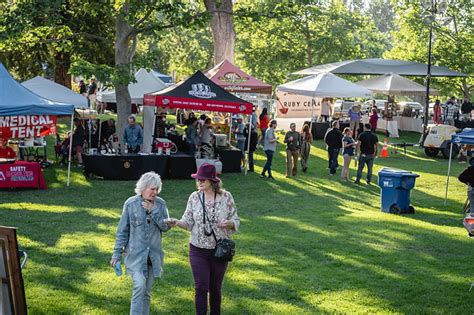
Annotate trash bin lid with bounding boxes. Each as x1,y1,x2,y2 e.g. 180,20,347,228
377,167,419,178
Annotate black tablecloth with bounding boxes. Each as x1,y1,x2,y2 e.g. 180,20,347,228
304,122,330,140
167,134,188,153
216,147,242,173
168,153,196,179
83,154,169,180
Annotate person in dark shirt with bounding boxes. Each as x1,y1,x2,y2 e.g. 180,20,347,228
459,157,474,213
284,123,302,177
87,78,97,109
79,80,87,95
100,119,116,145
461,98,472,121
324,120,343,175
355,123,379,184
72,118,85,167
244,124,258,172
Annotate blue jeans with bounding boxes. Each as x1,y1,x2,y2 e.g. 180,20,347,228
262,150,274,176
356,154,375,182
248,150,254,171
328,148,340,174
130,265,155,315
237,140,245,158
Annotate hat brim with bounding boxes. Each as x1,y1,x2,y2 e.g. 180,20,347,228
191,173,221,183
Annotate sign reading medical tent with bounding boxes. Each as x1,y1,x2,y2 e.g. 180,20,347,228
275,91,322,118
0,115,56,139
144,71,253,114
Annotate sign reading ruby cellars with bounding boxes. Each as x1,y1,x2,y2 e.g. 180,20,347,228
144,71,253,115
275,91,322,118
0,115,56,139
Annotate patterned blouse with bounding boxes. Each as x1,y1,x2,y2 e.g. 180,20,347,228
181,190,240,249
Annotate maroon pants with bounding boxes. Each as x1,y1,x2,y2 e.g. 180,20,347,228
189,244,228,315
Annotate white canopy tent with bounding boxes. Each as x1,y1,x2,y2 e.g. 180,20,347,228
22,76,88,109
97,68,167,104
293,58,468,77
277,72,373,98
355,73,439,96
276,72,372,131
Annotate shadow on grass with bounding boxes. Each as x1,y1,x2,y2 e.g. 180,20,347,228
0,130,471,313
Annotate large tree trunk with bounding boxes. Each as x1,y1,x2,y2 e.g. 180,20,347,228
54,52,71,88
115,6,132,143
204,0,235,65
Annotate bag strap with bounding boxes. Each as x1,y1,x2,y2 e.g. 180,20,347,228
199,192,218,243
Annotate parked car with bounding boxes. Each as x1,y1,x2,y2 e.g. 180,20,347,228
361,100,387,114
397,101,424,116
333,100,357,118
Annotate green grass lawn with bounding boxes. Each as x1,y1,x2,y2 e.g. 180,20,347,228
0,122,472,314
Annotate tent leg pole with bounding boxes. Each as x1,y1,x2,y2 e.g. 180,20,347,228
245,114,253,176
228,113,232,145
444,142,454,205
67,114,74,187
97,118,101,149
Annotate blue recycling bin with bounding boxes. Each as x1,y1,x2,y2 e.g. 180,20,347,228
377,168,420,214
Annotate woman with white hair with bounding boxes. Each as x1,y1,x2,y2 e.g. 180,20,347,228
111,172,171,314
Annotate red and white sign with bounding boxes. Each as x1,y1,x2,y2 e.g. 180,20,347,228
275,91,322,118
0,115,56,139
144,95,252,114
0,161,47,189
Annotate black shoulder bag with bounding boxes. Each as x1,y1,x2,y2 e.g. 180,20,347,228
200,192,236,262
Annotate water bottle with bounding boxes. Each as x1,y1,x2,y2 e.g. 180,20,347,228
114,261,122,276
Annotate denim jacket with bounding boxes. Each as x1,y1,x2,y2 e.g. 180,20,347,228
123,124,143,150
112,195,170,278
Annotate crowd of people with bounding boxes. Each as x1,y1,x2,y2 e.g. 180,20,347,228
433,97,472,126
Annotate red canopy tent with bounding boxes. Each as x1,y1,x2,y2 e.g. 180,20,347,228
206,59,272,95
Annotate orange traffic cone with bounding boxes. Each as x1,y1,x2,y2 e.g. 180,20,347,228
381,138,389,158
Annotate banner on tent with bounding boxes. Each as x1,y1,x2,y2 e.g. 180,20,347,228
144,95,252,114
275,91,322,118
0,115,57,139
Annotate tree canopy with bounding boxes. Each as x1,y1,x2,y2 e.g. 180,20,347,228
0,0,471,99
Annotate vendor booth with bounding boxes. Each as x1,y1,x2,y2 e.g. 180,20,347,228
82,71,253,180
206,59,273,108
144,71,253,175
0,63,75,188
275,72,372,135
355,73,440,136
206,59,274,142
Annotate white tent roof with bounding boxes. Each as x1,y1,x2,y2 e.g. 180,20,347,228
276,72,372,98
22,76,88,109
293,58,467,77
97,68,167,104
355,73,439,96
